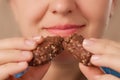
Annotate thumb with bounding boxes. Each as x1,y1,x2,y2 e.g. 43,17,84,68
79,63,104,80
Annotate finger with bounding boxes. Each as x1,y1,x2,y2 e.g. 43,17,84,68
95,74,120,80
0,50,33,64
22,62,51,79
91,54,120,72
0,37,43,50
83,38,120,55
79,63,104,80
32,36,44,44
0,62,28,80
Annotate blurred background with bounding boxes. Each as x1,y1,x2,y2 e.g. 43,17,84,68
0,0,120,41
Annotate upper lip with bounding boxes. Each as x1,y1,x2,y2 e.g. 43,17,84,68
43,24,85,30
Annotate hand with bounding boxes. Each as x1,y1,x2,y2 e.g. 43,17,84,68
0,36,49,80
79,38,120,80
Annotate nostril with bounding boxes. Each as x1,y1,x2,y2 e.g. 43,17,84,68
52,10,72,15
68,10,72,13
52,10,57,14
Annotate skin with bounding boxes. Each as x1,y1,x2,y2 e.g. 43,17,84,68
0,0,119,80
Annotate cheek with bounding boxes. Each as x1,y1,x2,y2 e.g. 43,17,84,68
76,0,112,37
16,0,49,26
15,0,49,37
77,0,112,22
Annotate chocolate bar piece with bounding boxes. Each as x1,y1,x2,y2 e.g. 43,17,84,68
63,34,92,66
29,34,92,66
29,36,64,66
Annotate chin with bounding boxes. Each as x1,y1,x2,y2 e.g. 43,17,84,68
52,51,78,65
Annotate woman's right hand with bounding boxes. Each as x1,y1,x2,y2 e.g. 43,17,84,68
0,37,39,80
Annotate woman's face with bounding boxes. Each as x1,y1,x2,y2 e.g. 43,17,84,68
10,0,115,38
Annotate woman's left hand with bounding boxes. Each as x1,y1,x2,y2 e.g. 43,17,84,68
79,38,120,80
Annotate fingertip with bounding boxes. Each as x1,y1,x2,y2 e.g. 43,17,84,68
90,55,101,65
83,38,97,47
21,51,33,61
24,36,43,50
79,63,104,80
28,51,33,61
25,39,37,46
82,38,97,52
18,62,28,69
32,36,43,43
18,62,28,66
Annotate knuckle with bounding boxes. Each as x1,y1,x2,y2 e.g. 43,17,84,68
98,74,119,80
96,74,110,80
102,75,112,80
101,40,120,54
100,39,113,54
0,38,25,50
0,65,14,80
102,40,111,49
0,50,24,64
0,37,37,50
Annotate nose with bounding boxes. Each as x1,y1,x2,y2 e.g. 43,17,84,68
49,0,77,16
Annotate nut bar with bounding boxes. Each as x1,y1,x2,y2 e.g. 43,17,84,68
29,36,64,66
63,34,92,66
29,34,92,66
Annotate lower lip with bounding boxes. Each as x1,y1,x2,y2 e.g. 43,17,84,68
46,28,79,36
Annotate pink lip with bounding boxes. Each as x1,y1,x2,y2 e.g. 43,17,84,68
43,24,85,37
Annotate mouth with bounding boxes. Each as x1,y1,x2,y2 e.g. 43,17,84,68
43,24,85,37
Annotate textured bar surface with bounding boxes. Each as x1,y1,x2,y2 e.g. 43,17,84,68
29,36,64,66
63,34,92,66
29,34,92,66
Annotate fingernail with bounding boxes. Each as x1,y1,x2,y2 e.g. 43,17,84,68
18,62,27,66
91,55,100,62
25,39,36,46
83,38,97,47
33,36,42,42
22,51,32,58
